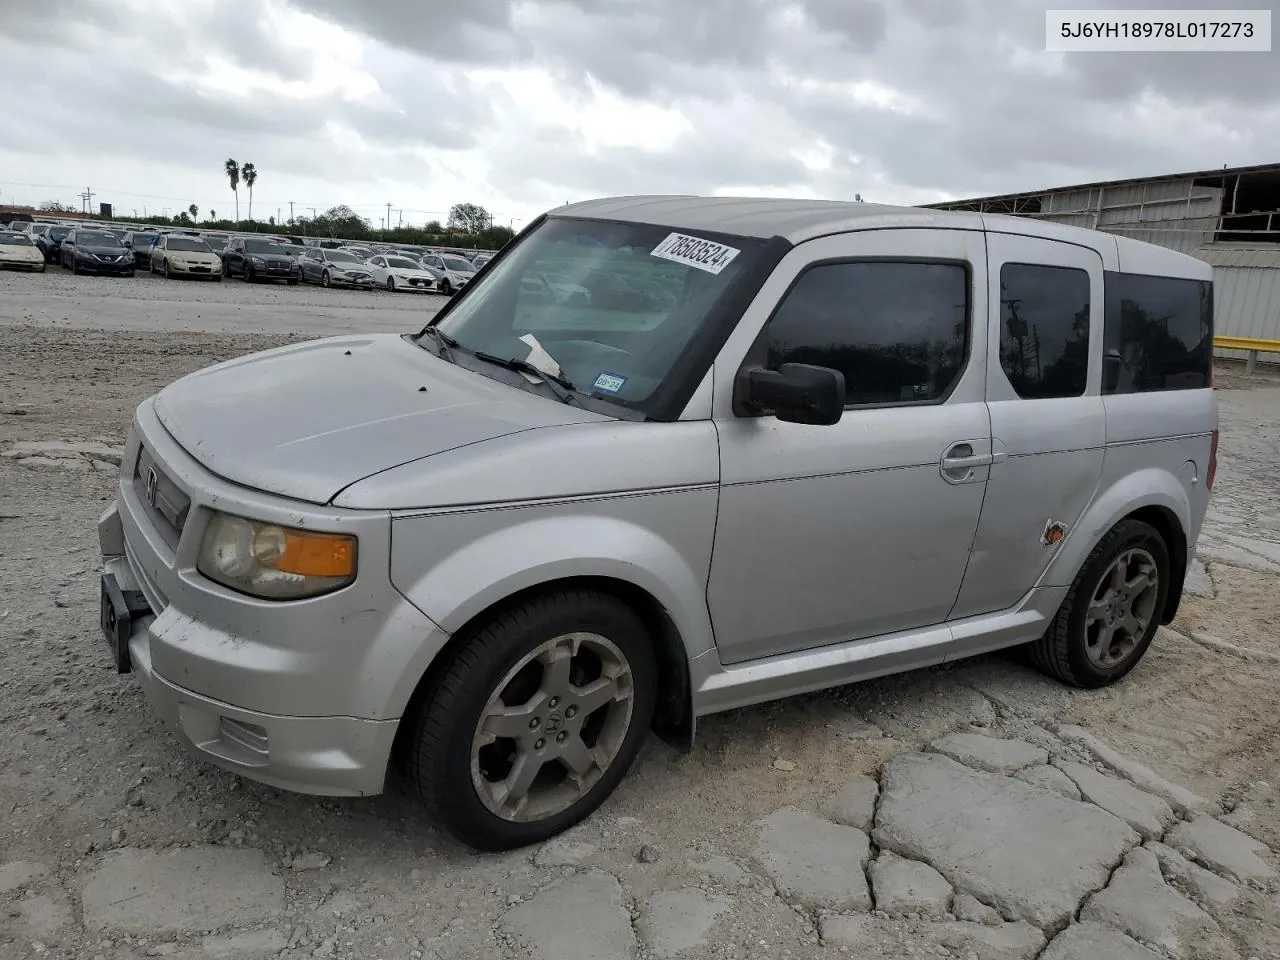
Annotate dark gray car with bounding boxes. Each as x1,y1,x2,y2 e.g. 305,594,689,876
223,237,301,284
297,248,375,288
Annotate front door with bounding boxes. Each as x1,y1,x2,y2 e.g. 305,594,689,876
707,228,992,665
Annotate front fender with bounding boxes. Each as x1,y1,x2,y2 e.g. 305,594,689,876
1039,465,1190,589
389,488,719,675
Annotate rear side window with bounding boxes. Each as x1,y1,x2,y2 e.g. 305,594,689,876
1104,271,1213,392
999,263,1090,399
764,260,969,406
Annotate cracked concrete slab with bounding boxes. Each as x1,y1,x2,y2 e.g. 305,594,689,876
819,914,1044,959
953,893,1003,925
0,861,50,895
868,851,952,918
1015,764,1082,800
79,846,285,934
873,751,1139,932
1183,557,1214,597
826,773,879,831
1057,761,1176,840
1054,725,1216,817
1145,841,1241,910
858,675,997,740
1079,846,1230,958
1041,921,1163,960
1166,816,1278,885
929,733,1048,774
500,870,635,960
635,889,731,957
753,807,872,912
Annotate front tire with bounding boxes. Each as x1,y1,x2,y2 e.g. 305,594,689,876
164,260,174,279
322,270,331,288
1029,519,1170,689
439,278,453,296
243,264,255,283
406,589,657,851
386,276,396,292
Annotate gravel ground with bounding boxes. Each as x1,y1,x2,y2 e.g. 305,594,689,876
1,271,1278,959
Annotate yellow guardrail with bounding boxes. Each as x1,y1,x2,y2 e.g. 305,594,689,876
1214,336,1280,374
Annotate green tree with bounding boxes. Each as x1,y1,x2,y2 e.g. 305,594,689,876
188,203,198,221
224,159,240,221
447,202,492,234
242,162,257,221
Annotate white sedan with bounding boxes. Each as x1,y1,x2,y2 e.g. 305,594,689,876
366,254,440,293
0,230,46,272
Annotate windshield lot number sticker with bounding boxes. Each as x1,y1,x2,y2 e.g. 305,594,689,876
593,372,627,393
650,233,741,275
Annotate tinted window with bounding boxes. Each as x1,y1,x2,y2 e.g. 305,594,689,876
763,261,969,406
999,263,1090,399
326,250,361,264
1104,271,1213,392
77,231,123,246
166,237,211,252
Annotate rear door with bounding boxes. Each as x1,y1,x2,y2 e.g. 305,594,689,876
950,232,1106,619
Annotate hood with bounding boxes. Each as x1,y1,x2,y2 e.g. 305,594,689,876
0,244,41,259
169,250,219,260
151,334,603,504
253,252,296,264
80,244,130,256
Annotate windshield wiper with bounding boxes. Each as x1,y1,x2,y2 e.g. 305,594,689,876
418,325,456,363
472,351,580,406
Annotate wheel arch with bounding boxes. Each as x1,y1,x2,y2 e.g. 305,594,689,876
392,576,695,771
1041,473,1190,626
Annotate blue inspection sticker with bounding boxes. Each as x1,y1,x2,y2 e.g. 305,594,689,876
592,372,627,393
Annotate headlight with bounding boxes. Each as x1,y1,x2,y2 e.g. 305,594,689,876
250,256,266,265
197,511,357,600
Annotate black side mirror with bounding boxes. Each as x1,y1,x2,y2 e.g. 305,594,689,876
1102,350,1122,393
741,363,846,425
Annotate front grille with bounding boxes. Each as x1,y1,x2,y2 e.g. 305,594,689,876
133,446,190,549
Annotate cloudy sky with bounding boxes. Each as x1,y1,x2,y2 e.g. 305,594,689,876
1,0,1275,228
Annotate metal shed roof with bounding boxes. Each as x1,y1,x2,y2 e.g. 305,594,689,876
1195,246,1280,269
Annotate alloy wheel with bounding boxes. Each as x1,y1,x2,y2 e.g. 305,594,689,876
469,632,635,823
1084,548,1159,668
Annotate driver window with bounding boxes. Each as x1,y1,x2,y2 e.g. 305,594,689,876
763,260,970,407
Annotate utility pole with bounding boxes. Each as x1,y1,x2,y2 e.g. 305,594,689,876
289,201,294,223
397,209,403,229
386,202,392,235
79,186,95,214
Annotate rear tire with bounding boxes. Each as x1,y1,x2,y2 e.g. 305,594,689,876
1029,519,1170,689
405,589,657,851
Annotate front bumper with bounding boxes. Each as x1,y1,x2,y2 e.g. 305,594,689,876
96,402,452,796
74,258,134,275
0,257,44,271
100,551,398,796
168,260,222,277
331,274,374,287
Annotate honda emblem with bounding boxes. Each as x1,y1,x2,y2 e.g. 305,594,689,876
144,466,159,506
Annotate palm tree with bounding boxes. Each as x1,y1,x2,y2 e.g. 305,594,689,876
210,209,216,221
224,159,240,222
188,203,198,222
242,162,257,222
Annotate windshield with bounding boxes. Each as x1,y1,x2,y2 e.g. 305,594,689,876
441,256,475,273
167,237,212,252
244,240,282,254
77,231,123,246
386,257,420,270
0,233,33,246
326,250,361,264
48,227,71,239
430,217,762,415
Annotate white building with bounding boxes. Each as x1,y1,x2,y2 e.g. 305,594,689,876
923,162,1280,366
